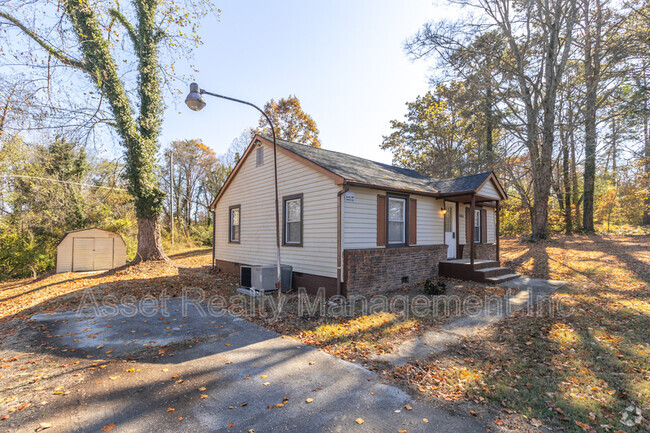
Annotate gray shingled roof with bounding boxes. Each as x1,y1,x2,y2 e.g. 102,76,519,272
275,137,437,193
430,172,493,195
271,136,494,196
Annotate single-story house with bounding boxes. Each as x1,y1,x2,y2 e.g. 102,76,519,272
210,135,516,297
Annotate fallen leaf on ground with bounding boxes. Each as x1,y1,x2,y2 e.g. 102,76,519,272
167,408,175,412
404,404,413,410
200,395,208,399
355,418,365,424
494,419,504,426
227,422,234,428
306,398,314,403
102,424,116,432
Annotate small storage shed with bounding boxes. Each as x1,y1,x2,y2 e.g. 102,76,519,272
56,228,127,273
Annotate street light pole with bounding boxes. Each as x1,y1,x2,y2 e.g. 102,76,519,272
185,83,283,297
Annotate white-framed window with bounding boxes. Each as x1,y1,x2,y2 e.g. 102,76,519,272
229,206,240,242
474,209,481,243
256,147,264,166
283,195,303,245
388,197,406,244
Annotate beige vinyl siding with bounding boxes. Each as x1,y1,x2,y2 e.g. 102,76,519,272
342,188,445,248
342,187,380,250
214,143,340,278
486,208,496,243
459,204,467,244
416,196,445,245
478,179,500,199
56,229,126,273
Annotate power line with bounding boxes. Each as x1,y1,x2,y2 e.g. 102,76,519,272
0,174,127,191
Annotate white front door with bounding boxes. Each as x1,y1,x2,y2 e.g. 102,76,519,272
444,205,456,258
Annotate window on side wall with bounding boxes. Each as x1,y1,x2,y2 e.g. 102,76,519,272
388,196,406,245
256,146,264,166
229,205,240,243
283,194,303,246
474,209,481,243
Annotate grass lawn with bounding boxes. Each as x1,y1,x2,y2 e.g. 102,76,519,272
0,236,648,432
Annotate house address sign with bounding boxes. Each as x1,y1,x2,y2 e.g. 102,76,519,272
344,192,355,202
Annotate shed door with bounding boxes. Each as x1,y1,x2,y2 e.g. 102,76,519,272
94,238,114,270
72,238,94,272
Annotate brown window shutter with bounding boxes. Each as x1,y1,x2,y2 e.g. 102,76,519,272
377,195,386,246
481,209,487,243
409,198,417,245
465,207,471,244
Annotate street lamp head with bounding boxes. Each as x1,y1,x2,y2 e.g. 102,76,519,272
185,82,206,111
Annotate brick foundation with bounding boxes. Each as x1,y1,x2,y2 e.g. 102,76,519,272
343,245,448,297
461,243,497,261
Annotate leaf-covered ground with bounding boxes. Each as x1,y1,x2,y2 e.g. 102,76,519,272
1,236,648,432
386,235,649,433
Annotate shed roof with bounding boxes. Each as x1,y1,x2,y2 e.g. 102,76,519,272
56,228,126,247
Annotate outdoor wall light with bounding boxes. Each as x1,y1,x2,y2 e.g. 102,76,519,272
441,208,447,214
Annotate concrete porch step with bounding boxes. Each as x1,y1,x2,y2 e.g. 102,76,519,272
439,259,500,270
475,266,511,278
485,273,520,284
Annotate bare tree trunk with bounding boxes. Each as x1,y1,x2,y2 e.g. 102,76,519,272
485,85,494,169
582,0,602,233
570,129,581,228
611,117,617,182
562,113,573,234
643,64,650,177
136,218,166,261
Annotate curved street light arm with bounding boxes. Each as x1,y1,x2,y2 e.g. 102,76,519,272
200,89,283,297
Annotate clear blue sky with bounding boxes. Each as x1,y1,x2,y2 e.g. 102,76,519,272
160,0,443,164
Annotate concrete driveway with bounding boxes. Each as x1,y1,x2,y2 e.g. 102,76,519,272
20,298,486,433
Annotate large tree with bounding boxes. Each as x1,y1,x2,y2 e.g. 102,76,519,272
381,82,485,179
0,0,212,261
408,0,578,239
252,95,321,148
579,0,628,232
163,139,219,228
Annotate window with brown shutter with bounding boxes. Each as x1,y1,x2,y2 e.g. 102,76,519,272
409,198,417,245
481,209,487,244
465,207,471,244
377,195,386,246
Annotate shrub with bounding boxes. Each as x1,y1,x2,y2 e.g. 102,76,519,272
423,278,447,296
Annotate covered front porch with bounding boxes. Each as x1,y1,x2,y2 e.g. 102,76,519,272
436,172,518,283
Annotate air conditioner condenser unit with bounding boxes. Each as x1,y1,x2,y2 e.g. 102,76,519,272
240,265,292,292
